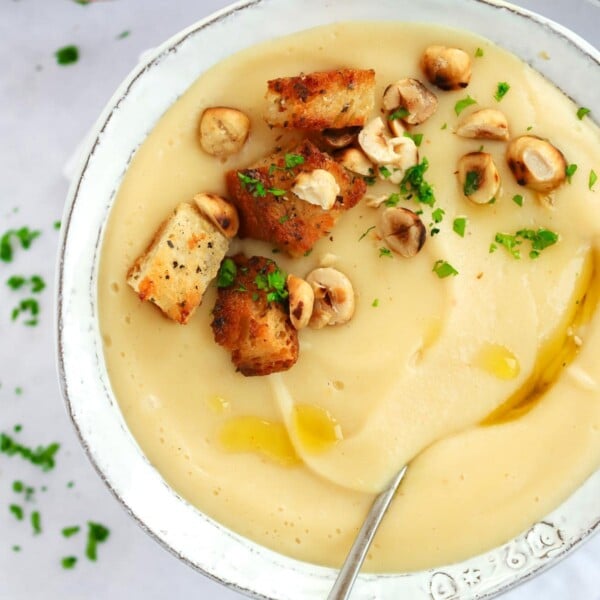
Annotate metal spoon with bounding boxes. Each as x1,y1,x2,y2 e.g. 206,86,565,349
327,465,408,600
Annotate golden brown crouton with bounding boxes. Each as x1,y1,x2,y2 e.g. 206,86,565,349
127,201,230,324
211,255,299,376
225,139,366,256
264,68,376,130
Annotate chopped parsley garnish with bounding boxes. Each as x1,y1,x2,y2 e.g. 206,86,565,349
432,260,458,278
475,47,484,58
379,165,392,179
13,480,24,493
216,258,236,288
254,266,288,304
441,123,448,130
0,432,60,471
6,275,45,293
358,225,376,241
494,82,510,102
512,194,524,207
11,298,40,326
62,556,78,569
117,30,131,40
590,169,598,191
284,153,305,169
31,511,42,535
494,228,558,259
463,170,481,196
566,163,578,183
85,522,110,561
269,187,286,197
55,45,79,66
388,107,409,121
363,174,377,186
576,107,591,120
53,220,61,230
62,526,81,538
372,298,379,307
1,227,41,262
379,247,393,258
400,158,435,206
403,131,423,147
431,208,445,223
237,172,266,197
454,95,477,116
12,546,21,553
278,214,290,224
489,243,498,253
9,504,24,521
384,193,401,207
453,217,467,237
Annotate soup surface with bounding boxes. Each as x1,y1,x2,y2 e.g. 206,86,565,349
98,21,600,571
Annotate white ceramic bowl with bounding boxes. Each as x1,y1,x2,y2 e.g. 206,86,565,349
57,1,600,598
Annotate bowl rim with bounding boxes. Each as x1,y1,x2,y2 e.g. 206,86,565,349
56,1,600,599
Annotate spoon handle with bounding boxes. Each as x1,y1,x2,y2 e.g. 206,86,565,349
327,465,408,600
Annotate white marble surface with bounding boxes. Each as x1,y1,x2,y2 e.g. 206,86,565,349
0,1,599,599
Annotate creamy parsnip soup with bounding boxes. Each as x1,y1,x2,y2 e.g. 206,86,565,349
98,22,600,571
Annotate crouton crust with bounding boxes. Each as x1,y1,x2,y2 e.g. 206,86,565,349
211,255,299,376
264,68,376,130
225,139,366,256
127,202,229,324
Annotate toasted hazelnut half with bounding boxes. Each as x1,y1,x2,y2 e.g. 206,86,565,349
506,135,567,193
336,147,374,176
421,46,472,91
194,193,239,238
457,152,501,204
358,117,418,183
199,107,250,158
287,274,315,330
319,126,361,149
456,109,509,141
306,267,355,329
382,78,438,125
379,207,426,258
292,169,341,210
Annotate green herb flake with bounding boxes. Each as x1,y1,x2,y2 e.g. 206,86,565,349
12,480,24,493
432,208,445,223
388,107,410,121
454,95,477,116
489,243,498,253
11,298,40,326
379,247,393,258
117,30,131,40
516,228,559,258
494,233,521,259
85,522,110,561
62,526,81,538
379,165,392,179
53,221,61,230
494,82,510,102
589,169,597,191
12,545,21,553
268,187,286,197
1,227,41,263
475,47,484,58
284,153,305,169
7,276,26,291
453,217,467,237
62,556,78,569
566,163,578,183
237,172,266,197
55,45,79,66
13,424,22,433
9,504,24,521
358,225,376,241
432,260,458,278
441,122,448,130
576,107,591,120
0,432,60,471
372,298,379,307
30,275,45,293
403,131,423,147
15,387,23,396
463,170,481,196
67,481,75,489
363,174,376,186
512,194,524,207
384,193,400,207
400,158,435,206
216,258,237,288
31,511,42,535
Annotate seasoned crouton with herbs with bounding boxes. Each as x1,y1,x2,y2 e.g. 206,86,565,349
264,68,376,130
225,139,366,256
211,254,299,376
127,201,232,324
